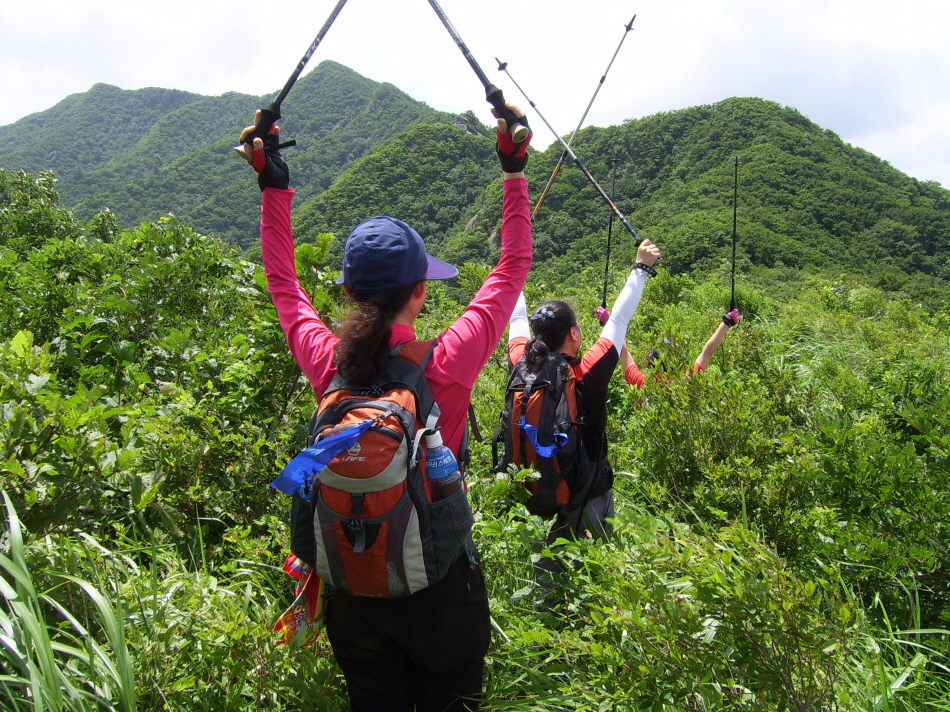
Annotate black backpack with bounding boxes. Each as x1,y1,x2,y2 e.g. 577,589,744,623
492,352,596,519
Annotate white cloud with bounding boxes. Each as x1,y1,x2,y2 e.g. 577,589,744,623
853,95,950,184
2,0,949,187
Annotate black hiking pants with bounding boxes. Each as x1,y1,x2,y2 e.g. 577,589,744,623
325,552,491,712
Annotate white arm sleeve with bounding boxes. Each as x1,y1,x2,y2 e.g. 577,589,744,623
508,291,530,340
600,268,648,354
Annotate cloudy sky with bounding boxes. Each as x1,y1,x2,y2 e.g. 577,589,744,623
4,0,949,187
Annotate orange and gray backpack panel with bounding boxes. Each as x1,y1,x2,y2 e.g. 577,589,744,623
302,339,475,597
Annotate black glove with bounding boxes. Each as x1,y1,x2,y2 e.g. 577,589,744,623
496,114,531,173
252,133,290,191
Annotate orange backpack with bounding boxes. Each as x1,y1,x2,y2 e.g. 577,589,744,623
290,339,474,598
492,351,594,518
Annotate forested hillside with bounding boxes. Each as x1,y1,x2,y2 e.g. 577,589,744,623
3,168,950,710
3,67,948,301
292,121,497,260
433,97,950,308
0,61,472,246
3,62,950,709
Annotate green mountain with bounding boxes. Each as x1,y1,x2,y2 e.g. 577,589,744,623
531,97,950,286
293,121,497,260
2,65,948,302
425,97,949,302
0,82,204,176
0,61,475,247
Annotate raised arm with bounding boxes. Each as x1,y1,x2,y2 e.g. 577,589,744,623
508,291,530,341
620,342,646,388
431,106,533,388
599,240,662,352
693,310,740,373
243,112,338,395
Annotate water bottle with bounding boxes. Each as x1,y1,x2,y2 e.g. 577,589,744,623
424,430,463,500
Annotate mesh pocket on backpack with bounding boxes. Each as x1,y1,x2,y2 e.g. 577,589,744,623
427,487,474,581
315,489,430,597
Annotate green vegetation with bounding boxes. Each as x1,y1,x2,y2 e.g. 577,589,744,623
0,493,136,711
3,162,950,709
519,98,950,308
5,76,948,302
0,62,471,247
293,121,496,260
3,74,950,709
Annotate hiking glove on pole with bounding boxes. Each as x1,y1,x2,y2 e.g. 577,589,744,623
723,309,740,327
252,133,290,192
496,114,532,173
595,306,611,325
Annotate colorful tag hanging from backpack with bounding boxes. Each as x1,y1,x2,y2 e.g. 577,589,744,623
272,554,325,648
270,415,387,496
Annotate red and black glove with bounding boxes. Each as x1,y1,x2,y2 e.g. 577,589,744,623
496,115,532,173
723,309,740,327
595,306,611,325
252,133,290,192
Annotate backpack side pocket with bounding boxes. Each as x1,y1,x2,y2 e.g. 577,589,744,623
290,489,317,569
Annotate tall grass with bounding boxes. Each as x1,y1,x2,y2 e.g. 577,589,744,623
0,492,136,711
473,475,950,711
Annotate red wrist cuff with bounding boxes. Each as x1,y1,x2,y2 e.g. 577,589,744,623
252,148,266,174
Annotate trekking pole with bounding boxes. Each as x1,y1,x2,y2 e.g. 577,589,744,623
497,59,643,246
424,0,529,143
601,158,620,309
233,0,350,161
533,13,636,218
730,157,739,311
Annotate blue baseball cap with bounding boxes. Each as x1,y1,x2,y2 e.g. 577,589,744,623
336,216,459,292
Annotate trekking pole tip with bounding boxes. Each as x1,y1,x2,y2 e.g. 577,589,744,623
495,57,507,71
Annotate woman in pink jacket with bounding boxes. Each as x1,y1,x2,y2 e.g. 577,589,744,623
242,105,531,712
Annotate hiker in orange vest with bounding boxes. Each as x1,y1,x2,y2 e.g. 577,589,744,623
502,241,661,547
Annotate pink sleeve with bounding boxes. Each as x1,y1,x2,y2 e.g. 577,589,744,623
260,188,337,396
430,178,532,388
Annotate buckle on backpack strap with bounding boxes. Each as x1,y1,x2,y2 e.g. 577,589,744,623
347,519,367,554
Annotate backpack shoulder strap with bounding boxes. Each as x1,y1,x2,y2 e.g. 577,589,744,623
393,338,438,368
391,338,441,436
554,352,581,429
467,403,483,443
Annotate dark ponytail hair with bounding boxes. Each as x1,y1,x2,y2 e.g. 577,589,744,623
524,300,577,366
334,283,417,384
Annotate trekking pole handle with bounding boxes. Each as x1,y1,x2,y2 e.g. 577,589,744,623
234,102,281,162
231,0,350,161
486,84,529,143
424,0,529,144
